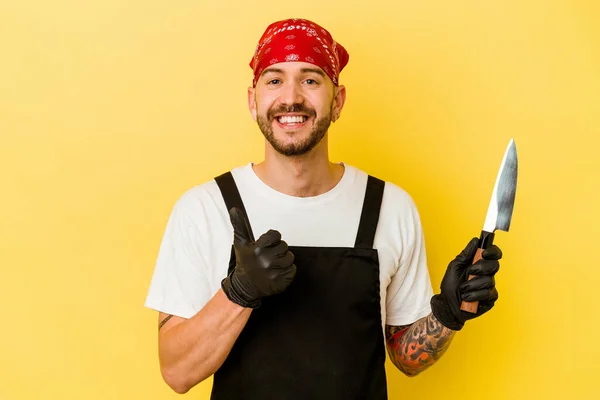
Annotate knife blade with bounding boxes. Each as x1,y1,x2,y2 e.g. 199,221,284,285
460,138,518,313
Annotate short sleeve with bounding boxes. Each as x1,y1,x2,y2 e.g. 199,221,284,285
385,193,434,326
144,192,214,319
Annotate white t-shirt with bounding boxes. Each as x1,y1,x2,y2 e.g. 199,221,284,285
145,163,433,327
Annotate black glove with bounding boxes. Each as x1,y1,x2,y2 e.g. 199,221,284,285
430,237,502,331
221,207,297,308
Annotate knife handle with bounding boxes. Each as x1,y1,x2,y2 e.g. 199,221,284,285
460,231,494,313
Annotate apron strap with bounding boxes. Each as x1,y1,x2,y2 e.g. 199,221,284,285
354,176,385,249
215,171,255,240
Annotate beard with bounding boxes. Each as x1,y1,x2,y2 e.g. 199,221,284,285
256,103,332,157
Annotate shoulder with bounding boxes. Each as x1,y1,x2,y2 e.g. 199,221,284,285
382,181,417,211
168,166,249,226
379,181,422,240
347,165,418,216
172,180,221,216
174,164,252,209
168,165,255,231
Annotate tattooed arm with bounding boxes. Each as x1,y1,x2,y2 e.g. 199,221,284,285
385,313,456,377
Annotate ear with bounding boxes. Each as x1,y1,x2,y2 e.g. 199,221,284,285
332,85,346,122
248,87,257,121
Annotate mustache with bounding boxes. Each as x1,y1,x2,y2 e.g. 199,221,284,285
267,104,316,120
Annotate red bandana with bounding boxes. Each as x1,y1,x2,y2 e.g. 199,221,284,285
249,18,349,87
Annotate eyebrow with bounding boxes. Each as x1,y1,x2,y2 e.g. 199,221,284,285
262,68,284,76
300,67,325,77
261,67,326,78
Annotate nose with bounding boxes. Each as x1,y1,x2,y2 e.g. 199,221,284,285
278,80,304,106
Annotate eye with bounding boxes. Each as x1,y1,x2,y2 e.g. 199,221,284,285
304,79,318,85
267,79,281,85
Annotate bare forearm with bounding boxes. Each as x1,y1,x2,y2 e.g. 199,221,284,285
385,313,456,377
159,289,252,393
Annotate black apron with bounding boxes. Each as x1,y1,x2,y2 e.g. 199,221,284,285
211,171,388,400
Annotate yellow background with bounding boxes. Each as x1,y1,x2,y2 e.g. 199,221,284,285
1,0,598,399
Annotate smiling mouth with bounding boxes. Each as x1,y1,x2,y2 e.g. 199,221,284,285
274,115,310,128
276,115,308,124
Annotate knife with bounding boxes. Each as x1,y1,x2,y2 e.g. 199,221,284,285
460,138,518,313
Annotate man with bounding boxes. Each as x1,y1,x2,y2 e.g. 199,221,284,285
145,18,501,399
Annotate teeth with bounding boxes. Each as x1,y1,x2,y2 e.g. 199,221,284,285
278,115,307,124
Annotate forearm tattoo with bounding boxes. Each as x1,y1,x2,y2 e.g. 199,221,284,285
385,314,456,376
159,315,173,330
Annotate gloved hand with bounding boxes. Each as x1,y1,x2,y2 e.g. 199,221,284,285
430,237,502,330
221,207,297,308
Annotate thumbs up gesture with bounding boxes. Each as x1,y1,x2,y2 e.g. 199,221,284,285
221,207,297,308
